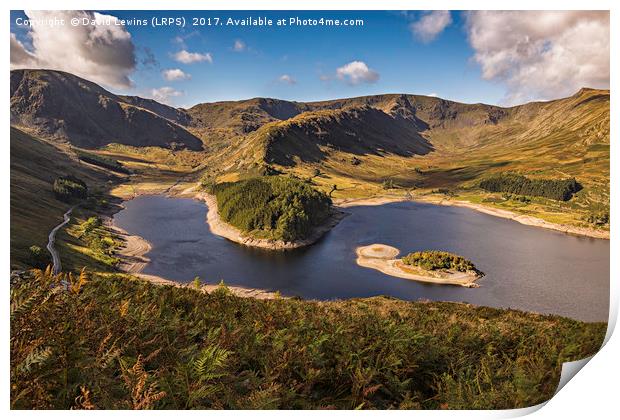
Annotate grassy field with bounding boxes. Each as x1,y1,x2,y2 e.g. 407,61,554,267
11,271,606,410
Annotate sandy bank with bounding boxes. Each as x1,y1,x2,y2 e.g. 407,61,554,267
335,195,609,240
335,196,406,208
106,219,152,273
133,273,282,299
356,244,482,288
428,198,609,240
198,193,348,250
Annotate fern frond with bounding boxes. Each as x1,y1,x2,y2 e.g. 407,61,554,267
192,344,231,382
14,346,52,376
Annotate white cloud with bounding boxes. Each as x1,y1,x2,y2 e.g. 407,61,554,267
410,11,452,43
233,40,246,52
427,93,438,97
150,86,183,105
466,11,610,104
173,49,213,64
172,31,199,49
278,74,296,85
10,33,36,66
10,10,136,88
162,68,191,81
336,61,379,85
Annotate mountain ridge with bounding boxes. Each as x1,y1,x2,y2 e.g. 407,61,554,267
10,69,203,150
10,69,609,178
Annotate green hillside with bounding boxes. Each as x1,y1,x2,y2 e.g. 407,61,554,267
9,127,118,268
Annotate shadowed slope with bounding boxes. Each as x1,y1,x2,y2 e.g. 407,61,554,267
10,69,203,150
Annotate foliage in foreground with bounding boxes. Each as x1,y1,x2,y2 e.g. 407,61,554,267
402,250,479,273
212,176,332,242
75,216,121,267
479,173,582,201
11,269,605,410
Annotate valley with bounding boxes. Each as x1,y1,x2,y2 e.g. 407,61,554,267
9,65,610,410
10,68,610,274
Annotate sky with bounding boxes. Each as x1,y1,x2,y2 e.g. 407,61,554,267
10,10,610,108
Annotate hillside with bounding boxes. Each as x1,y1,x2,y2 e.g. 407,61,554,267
9,69,609,231
197,89,608,173
11,271,606,409
9,127,118,268
10,69,203,150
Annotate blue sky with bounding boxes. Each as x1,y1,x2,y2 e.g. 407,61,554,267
10,10,609,107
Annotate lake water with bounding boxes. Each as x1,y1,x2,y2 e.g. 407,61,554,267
114,195,610,322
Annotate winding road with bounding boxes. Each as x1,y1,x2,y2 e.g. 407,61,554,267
46,207,74,275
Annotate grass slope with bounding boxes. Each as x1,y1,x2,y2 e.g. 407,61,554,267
10,127,117,269
11,271,606,409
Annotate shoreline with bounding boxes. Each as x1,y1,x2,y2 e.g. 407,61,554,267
197,192,348,251
355,244,482,288
335,195,609,240
105,205,281,300
131,273,283,299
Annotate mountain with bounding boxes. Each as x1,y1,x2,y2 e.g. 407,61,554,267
10,69,609,192
10,69,203,150
119,95,193,126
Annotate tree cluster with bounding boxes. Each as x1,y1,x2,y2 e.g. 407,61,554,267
479,174,581,201
53,175,88,202
212,176,332,242
402,250,478,273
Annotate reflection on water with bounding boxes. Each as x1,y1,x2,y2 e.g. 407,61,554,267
114,195,610,322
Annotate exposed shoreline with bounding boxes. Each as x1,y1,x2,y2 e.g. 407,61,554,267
335,195,609,240
105,184,605,298
105,205,280,299
197,192,348,251
356,244,482,288
132,273,282,299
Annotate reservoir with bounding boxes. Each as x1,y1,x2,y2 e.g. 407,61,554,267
114,195,610,322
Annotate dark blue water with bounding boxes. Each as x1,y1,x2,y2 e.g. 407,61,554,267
114,196,609,322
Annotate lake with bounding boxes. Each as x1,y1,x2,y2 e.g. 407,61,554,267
113,195,610,322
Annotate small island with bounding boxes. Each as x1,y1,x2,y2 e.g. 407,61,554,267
356,244,484,287
201,176,346,250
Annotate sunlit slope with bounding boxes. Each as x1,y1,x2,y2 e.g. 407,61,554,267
9,127,114,268
204,89,608,196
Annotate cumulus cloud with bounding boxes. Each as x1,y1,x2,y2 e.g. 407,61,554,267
410,11,452,43
172,49,212,64
10,33,36,66
336,61,379,85
162,68,190,81
466,11,610,104
233,39,246,52
10,10,136,88
150,86,183,105
278,74,296,85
